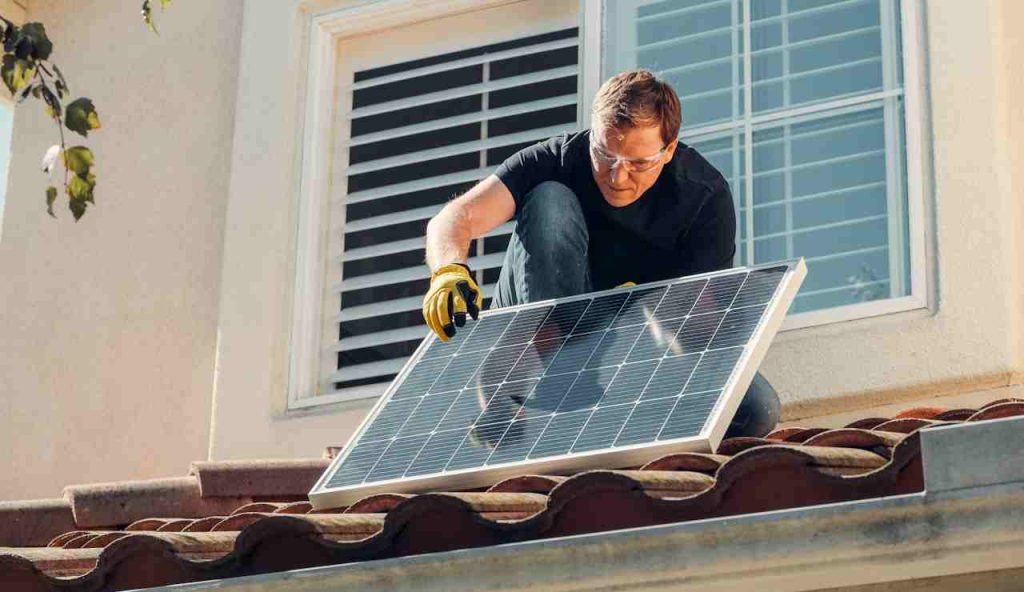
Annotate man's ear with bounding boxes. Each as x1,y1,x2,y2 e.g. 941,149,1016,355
663,138,680,161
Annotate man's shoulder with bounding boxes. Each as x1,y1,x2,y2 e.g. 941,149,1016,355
673,143,728,191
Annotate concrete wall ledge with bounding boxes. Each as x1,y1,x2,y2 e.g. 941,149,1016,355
155,420,1024,592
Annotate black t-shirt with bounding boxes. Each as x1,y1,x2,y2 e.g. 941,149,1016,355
494,129,736,290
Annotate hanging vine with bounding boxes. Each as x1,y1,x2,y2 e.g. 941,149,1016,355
0,1,170,220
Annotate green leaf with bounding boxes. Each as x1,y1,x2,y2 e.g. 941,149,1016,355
2,23,19,53
69,196,88,221
45,185,57,217
19,23,52,60
65,98,101,137
68,172,95,204
1,54,35,94
63,146,94,176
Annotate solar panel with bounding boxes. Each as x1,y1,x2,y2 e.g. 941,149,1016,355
309,259,806,508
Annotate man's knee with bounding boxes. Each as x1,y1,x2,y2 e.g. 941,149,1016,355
725,373,781,438
521,182,585,227
518,181,588,251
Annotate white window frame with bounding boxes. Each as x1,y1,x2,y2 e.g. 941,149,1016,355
587,0,932,332
287,0,933,410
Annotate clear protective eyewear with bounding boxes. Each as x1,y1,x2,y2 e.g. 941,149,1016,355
589,138,669,173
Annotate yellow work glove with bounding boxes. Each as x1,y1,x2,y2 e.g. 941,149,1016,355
616,281,637,289
423,263,483,341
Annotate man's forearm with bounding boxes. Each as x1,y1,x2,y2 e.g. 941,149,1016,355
425,205,473,272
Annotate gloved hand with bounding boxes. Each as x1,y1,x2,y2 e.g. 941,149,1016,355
422,263,483,341
616,281,637,289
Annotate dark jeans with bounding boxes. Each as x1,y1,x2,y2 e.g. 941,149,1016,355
491,181,780,439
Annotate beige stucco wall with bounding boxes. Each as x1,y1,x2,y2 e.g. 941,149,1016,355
209,0,1024,463
767,0,1024,419
0,0,243,499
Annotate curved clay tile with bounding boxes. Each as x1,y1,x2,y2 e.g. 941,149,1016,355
934,408,976,421
0,498,76,548
62,477,249,529
61,533,102,549
872,417,940,433
156,519,196,532
802,428,902,450
0,547,101,581
979,397,1024,410
273,501,314,514
716,436,775,455
640,452,728,473
125,518,171,532
966,401,1024,421
844,417,889,430
182,516,227,533
605,470,714,496
763,426,808,441
894,406,947,419
488,474,566,494
781,427,830,443
344,493,411,514
231,502,285,515
47,530,91,548
81,532,131,549
212,512,276,532
190,459,330,498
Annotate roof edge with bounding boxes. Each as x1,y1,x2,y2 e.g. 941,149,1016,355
150,420,1024,592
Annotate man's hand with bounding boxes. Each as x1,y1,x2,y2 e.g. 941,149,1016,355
423,263,483,341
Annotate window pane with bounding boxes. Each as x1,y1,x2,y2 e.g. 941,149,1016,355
752,104,909,312
602,0,911,317
607,0,899,120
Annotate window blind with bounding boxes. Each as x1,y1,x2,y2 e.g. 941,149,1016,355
327,28,580,392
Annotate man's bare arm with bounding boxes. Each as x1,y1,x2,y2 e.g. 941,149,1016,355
425,175,516,271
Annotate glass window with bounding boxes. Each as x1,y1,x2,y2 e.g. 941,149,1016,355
604,0,911,314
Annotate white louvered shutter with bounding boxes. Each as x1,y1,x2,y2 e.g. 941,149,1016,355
325,27,580,395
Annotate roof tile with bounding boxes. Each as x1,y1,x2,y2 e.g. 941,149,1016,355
63,477,249,528
190,459,330,498
0,499,76,547
1,399,1020,591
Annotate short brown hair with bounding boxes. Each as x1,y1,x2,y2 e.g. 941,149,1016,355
591,69,682,145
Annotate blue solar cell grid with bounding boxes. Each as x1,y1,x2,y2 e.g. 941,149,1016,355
324,264,790,490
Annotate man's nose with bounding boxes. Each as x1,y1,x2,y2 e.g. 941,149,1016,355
609,162,630,185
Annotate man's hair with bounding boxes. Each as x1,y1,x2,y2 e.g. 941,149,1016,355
591,69,682,145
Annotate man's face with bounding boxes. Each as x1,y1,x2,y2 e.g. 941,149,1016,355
589,124,678,207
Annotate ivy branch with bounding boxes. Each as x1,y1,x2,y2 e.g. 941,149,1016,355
0,1,170,221
141,0,172,35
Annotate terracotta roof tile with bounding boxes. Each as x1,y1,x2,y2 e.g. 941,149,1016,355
0,499,76,547
0,399,1020,591
190,459,330,498
63,477,249,528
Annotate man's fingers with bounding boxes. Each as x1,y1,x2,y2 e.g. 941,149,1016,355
425,292,451,341
437,290,455,338
457,281,480,320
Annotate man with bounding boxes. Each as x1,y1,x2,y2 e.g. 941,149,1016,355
422,69,779,438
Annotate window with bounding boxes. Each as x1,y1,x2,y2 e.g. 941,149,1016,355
290,0,581,406
291,0,927,407
604,0,924,320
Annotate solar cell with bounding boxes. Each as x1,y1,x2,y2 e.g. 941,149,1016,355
310,260,806,508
